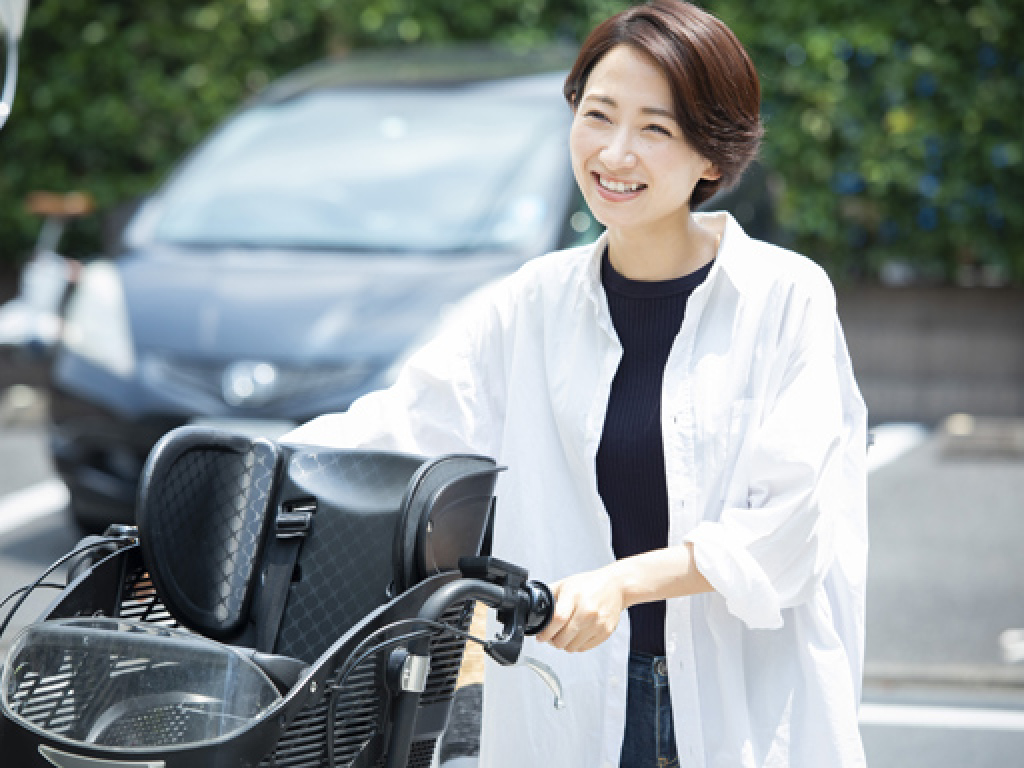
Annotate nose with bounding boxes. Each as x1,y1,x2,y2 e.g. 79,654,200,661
599,128,637,171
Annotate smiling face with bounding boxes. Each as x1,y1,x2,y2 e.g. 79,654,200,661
569,44,720,243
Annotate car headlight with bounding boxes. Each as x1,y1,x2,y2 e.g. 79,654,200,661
61,261,135,378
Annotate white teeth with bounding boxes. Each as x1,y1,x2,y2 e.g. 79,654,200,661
599,176,642,193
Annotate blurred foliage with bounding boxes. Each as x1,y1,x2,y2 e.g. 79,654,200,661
1,0,1021,284
710,0,1024,284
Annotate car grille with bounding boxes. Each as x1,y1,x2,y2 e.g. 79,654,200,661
143,356,371,409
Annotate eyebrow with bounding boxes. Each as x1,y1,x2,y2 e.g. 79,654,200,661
585,93,677,121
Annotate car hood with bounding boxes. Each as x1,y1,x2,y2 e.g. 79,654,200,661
117,246,522,365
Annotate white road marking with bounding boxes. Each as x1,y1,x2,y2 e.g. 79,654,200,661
861,704,1024,731
867,423,930,473
0,479,69,536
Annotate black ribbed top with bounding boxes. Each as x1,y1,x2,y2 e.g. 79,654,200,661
597,250,713,654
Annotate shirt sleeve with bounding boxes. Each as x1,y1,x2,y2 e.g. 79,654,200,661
280,277,512,459
684,271,867,630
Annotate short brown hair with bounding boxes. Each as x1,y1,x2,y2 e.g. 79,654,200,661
564,0,762,207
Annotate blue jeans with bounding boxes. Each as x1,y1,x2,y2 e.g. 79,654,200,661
620,651,679,768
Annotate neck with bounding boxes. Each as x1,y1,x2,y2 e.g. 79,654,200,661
606,212,725,281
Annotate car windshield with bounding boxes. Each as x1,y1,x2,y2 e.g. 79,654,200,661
147,78,572,253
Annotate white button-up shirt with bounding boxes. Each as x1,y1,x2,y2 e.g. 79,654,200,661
283,213,868,768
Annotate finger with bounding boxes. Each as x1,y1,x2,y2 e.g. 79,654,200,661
536,614,566,645
549,623,579,651
547,605,582,650
564,622,604,653
573,625,613,653
536,584,572,645
565,607,620,653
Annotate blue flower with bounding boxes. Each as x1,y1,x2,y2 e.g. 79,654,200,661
978,45,999,70
834,171,865,196
990,145,1012,168
879,220,902,242
917,205,939,231
856,51,875,69
839,118,863,141
917,174,941,199
884,85,905,106
915,74,937,98
786,43,806,67
987,211,1005,231
835,40,853,61
972,185,996,206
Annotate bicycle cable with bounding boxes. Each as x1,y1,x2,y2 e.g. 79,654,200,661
0,534,136,639
0,583,66,614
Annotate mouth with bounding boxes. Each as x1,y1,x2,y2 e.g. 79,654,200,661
593,172,647,196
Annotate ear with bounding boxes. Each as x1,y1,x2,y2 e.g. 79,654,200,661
701,161,722,182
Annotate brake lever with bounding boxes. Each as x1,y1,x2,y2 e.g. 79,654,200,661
517,655,565,710
460,556,565,710
482,644,564,710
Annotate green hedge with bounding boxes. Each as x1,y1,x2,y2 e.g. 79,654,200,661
1,0,1020,284
711,0,1023,285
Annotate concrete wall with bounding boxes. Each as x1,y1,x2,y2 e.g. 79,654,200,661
838,287,1024,426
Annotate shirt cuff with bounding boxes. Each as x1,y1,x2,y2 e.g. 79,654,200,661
684,521,784,630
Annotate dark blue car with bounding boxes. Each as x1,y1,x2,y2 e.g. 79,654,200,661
49,47,602,530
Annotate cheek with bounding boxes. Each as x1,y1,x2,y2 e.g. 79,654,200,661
568,122,595,169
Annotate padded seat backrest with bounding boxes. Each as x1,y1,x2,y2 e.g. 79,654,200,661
272,449,499,663
135,427,500,664
135,427,281,641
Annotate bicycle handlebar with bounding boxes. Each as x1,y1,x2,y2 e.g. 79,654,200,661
383,558,556,768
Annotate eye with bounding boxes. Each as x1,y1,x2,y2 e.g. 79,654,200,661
583,109,610,122
646,123,673,137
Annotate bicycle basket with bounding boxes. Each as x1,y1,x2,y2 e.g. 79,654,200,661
2,618,281,750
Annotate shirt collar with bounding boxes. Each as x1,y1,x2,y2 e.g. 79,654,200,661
580,230,616,339
580,211,754,310
703,211,755,293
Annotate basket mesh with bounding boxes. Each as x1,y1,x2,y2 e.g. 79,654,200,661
261,600,474,768
118,567,178,627
23,545,475,766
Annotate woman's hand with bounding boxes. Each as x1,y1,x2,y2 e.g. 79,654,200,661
533,544,713,654
535,565,628,653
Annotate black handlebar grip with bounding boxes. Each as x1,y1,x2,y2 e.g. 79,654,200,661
523,580,554,636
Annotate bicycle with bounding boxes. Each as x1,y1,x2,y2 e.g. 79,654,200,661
0,425,560,767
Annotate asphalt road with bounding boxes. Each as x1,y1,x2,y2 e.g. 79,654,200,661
1,385,1023,766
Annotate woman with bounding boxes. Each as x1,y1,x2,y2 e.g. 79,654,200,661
284,2,868,766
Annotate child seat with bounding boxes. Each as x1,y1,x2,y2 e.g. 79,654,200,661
1,425,519,768
136,426,501,663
